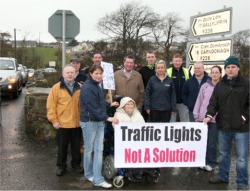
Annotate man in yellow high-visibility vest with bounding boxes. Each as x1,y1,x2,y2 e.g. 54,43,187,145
167,53,190,122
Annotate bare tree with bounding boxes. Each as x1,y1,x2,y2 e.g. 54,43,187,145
152,12,188,65
97,1,158,62
233,29,250,78
233,29,250,58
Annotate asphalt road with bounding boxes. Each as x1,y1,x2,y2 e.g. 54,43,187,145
0,89,249,190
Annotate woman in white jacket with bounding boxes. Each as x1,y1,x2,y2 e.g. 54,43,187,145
113,97,144,124
113,97,159,181
113,97,144,179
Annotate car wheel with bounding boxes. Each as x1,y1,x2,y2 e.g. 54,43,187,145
19,82,22,93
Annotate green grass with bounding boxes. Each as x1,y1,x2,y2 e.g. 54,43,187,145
35,47,57,65
27,47,70,69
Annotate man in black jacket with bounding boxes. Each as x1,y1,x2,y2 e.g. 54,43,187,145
167,53,190,122
139,51,156,121
204,55,249,190
70,57,87,84
84,52,103,76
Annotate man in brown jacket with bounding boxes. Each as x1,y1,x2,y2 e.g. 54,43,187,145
47,65,82,176
113,56,144,111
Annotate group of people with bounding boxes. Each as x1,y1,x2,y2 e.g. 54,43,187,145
46,52,249,190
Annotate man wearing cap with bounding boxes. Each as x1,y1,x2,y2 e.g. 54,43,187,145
70,57,87,165
204,55,249,190
70,57,87,84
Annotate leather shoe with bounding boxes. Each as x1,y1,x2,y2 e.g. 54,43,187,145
56,168,66,176
71,166,84,173
209,176,228,184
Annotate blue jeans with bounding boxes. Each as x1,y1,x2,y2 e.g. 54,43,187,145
170,103,190,122
218,130,249,187
206,123,218,168
81,121,105,184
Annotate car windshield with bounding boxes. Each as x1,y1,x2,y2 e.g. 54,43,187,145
0,60,15,70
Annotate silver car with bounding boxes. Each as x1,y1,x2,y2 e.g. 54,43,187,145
0,57,22,98
18,64,28,86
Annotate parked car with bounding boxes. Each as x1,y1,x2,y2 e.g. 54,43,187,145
0,57,22,98
18,64,28,86
43,68,57,73
27,68,35,78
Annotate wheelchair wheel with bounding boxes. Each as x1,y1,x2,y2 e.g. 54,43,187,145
103,155,117,179
113,176,124,188
153,177,159,183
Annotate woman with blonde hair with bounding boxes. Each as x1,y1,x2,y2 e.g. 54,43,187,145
144,60,177,122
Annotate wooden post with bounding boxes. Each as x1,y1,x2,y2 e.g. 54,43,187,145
108,89,113,103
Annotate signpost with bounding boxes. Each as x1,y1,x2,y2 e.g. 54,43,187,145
190,7,232,38
188,39,232,62
186,7,233,68
48,10,80,70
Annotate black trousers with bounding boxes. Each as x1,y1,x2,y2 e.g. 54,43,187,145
56,127,82,170
141,105,149,122
150,110,171,122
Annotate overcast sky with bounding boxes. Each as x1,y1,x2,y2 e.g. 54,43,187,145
0,0,249,42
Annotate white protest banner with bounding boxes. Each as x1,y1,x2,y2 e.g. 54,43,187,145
101,61,115,90
114,122,207,168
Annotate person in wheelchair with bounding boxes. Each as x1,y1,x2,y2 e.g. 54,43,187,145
113,97,159,181
113,97,144,123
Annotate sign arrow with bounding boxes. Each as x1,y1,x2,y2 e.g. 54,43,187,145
190,8,232,37
188,39,232,62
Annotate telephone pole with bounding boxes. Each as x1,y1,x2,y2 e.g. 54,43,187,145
14,28,17,58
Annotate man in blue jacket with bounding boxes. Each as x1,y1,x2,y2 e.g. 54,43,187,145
182,61,209,122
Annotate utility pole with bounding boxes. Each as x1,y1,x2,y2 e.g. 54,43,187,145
62,10,66,71
39,32,40,46
14,28,17,58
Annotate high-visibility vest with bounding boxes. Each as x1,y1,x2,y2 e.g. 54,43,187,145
167,67,189,80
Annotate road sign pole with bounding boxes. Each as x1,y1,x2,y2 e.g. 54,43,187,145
62,10,66,71
49,9,80,71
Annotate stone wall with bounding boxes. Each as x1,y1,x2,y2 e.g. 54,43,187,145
24,71,62,140
25,87,56,140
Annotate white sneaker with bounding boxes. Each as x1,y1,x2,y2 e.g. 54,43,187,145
204,165,213,172
87,177,93,182
199,166,206,170
94,181,112,188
